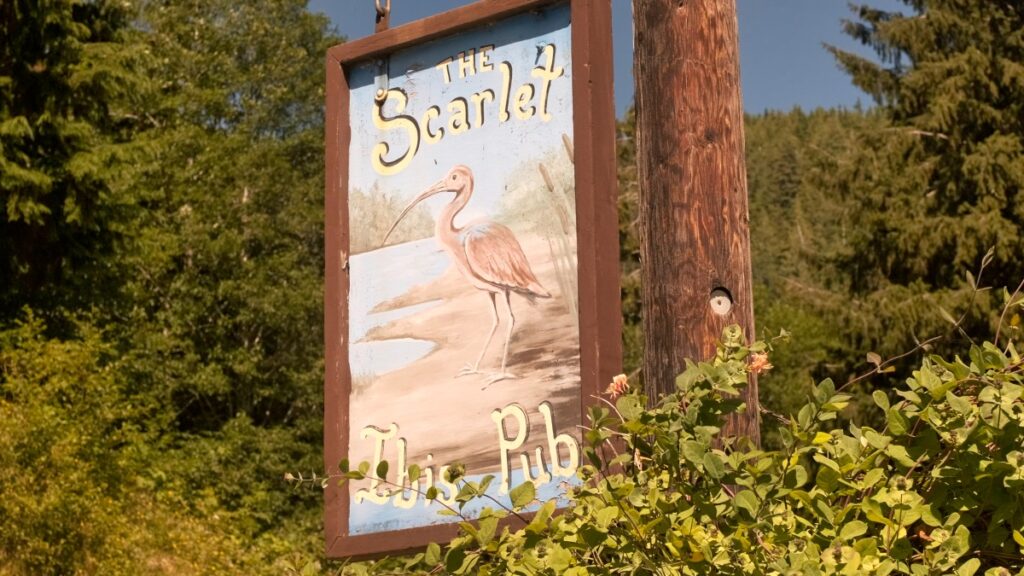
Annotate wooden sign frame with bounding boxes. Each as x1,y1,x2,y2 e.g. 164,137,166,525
324,0,619,559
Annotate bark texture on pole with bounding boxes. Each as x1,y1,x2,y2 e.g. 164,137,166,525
633,0,759,445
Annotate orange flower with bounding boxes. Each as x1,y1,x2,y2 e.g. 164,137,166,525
606,373,630,400
748,352,773,375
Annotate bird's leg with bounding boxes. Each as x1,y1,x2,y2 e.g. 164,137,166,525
483,291,519,388
457,292,498,378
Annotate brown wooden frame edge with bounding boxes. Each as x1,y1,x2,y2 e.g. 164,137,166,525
324,0,619,560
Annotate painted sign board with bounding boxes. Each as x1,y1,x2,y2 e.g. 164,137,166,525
325,0,619,558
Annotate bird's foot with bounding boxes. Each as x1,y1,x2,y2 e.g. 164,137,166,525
456,364,481,378
481,372,518,389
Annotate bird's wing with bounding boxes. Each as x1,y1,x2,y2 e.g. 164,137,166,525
463,223,549,297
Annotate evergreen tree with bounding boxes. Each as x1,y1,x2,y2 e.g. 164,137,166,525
823,1,1024,352
0,0,155,322
2,1,339,571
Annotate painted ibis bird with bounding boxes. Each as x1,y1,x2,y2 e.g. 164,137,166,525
381,165,550,387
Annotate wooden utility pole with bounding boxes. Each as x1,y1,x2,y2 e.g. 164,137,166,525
632,0,759,445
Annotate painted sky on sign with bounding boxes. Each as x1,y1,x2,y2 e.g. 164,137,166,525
347,3,573,220
313,0,908,117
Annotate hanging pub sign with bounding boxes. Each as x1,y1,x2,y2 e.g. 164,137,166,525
324,0,619,558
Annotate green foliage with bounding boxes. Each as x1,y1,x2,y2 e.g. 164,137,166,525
0,316,259,575
0,316,131,572
616,109,643,375
743,108,890,424
337,327,1024,575
2,0,1023,571
0,0,157,319
820,0,1024,357
1,0,336,572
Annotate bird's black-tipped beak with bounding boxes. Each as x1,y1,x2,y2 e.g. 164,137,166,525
380,178,449,247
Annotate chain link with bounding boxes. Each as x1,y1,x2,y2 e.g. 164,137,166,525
374,0,390,18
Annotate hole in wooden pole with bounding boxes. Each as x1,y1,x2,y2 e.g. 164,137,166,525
709,287,733,316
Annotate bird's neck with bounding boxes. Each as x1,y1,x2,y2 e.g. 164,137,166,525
436,190,471,246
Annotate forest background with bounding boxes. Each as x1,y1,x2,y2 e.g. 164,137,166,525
1,0,1021,573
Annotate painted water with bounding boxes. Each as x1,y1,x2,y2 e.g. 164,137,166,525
350,467,578,535
349,238,449,378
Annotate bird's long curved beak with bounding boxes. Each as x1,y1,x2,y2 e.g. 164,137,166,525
380,178,448,247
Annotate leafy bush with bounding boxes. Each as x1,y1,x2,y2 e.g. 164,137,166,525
328,326,1024,575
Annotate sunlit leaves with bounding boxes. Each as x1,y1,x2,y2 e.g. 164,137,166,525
341,326,1024,574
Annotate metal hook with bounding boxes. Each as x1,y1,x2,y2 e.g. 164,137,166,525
375,0,391,32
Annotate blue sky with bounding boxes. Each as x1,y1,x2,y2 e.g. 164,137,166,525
312,0,908,117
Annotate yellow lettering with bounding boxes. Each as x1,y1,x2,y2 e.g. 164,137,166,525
392,437,419,509
520,446,551,485
422,105,444,144
435,465,458,507
499,61,513,123
458,49,476,78
435,57,453,84
531,44,564,122
538,402,579,477
470,90,495,128
354,424,397,505
447,97,469,134
492,404,529,494
514,83,536,120
371,89,420,176
423,454,436,508
479,45,495,72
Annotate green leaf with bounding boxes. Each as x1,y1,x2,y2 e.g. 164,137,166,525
861,468,885,489
426,486,439,500
734,490,759,518
444,548,466,573
797,404,813,430
950,525,970,558
595,506,619,529
476,516,498,546
784,464,808,489
816,465,840,492
528,500,556,532
703,453,726,479
946,391,972,415
839,520,867,540
616,394,643,420
887,409,910,436
375,460,389,481
478,475,494,494
863,428,891,450
509,481,536,509
546,545,572,571
885,445,916,467
956,558,980,576
873,390,890,411
424,542,441,565
681,440,705,464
